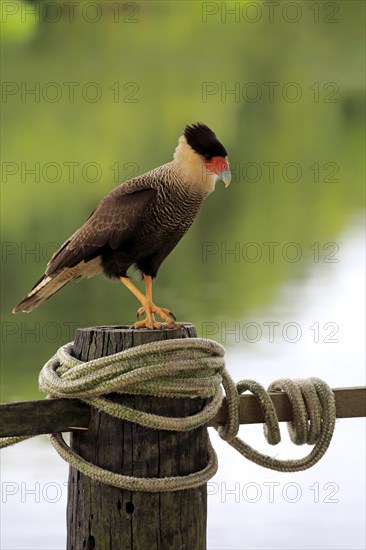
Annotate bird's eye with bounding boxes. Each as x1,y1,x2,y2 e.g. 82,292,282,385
204,154,211,160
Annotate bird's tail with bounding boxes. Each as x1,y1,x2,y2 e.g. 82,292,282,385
12,270,77,313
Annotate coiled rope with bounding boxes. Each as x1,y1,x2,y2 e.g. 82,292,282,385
0,338,336,491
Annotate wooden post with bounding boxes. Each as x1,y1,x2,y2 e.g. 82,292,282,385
66,324,208,550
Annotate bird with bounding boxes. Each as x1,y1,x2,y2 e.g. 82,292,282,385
12,123,231,329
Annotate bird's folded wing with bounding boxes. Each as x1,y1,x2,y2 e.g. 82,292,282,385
46,187,156,276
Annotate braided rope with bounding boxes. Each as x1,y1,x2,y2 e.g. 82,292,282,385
219,377,337,472
0,338,336,489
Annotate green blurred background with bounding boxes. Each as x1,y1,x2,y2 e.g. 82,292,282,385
1,0,364,401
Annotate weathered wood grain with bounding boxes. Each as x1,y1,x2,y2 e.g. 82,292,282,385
1,387,365,437
0,399,90,436
213,386,366,427
66,324,207,550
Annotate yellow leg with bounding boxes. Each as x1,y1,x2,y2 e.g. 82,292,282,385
139,275,176,326
120,277,147,305
145,274,153,302
120,276,177,329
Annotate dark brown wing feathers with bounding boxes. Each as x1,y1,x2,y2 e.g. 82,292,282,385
47,188,156,276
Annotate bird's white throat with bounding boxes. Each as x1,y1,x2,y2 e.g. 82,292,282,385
173,135,216,194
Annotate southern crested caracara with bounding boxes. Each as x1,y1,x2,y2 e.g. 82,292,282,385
13,123,231,328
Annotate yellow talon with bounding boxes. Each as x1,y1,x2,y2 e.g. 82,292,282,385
134,318,163,330
135,302,176,329
120,275,180,330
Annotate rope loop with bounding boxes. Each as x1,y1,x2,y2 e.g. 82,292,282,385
216,376,336,473
39,339,226,432
1,338,337,487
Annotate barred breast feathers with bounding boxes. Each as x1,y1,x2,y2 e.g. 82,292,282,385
107,132,215,203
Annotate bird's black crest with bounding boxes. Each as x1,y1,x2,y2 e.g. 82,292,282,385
184,123,227,159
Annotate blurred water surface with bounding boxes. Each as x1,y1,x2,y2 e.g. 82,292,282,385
1,219,364,549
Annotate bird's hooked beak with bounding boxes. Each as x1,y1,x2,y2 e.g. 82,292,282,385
204,156,231,187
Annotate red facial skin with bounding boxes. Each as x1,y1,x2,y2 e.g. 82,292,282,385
204,156,229,175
